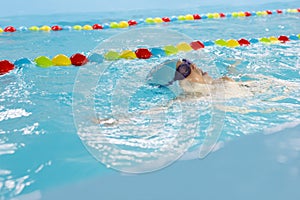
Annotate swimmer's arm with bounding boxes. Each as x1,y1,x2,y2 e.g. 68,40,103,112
210,58,242,83
220,76,235,82
94,96,187,126
225,58,242,76
212,76,235,84
221,58,243,82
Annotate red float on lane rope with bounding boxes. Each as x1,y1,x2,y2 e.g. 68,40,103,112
278,35,290,43
219,13,226,18
0,60,15,75
238,38,250,46
135,48,152,59
190,41,205,50
4,26,16,32
128,20,138,26
193,14,201,20
51,25,63,31
162,17,171,22
92,24,103,29
70,53,88,66
266,10,272,14
245,12,252,17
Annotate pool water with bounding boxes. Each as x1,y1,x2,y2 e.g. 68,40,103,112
1,2,300,200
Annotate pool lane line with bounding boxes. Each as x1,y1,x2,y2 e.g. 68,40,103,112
0,33,299,75
0,8,299,33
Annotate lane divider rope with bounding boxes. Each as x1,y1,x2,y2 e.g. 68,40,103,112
0,8,299,33
0,34,299,75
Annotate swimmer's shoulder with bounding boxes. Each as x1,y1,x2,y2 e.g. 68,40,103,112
212,76,235,85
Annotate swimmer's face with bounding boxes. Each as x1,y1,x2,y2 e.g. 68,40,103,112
176,60,213,84
175,60,192,80
176,60,205,78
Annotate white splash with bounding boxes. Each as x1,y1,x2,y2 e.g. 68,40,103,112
0,142,18,156
0,109,31,122
20,123,39,135
263,120,300,135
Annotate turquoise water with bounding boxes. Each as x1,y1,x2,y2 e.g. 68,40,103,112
1,2,300,200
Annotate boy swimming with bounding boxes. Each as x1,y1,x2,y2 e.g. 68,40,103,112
96,58,297,125
166,59,251,99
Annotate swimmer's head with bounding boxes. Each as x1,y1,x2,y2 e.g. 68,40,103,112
162,59,194,87
174,59,192,81
176,59,213,83
162,58,211,87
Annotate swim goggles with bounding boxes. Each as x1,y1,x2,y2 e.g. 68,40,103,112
162,59,192,87
174,58,192,81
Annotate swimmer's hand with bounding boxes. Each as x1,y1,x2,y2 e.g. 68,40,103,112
93,100,176,126
93,118,118,126
220,76,235,82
